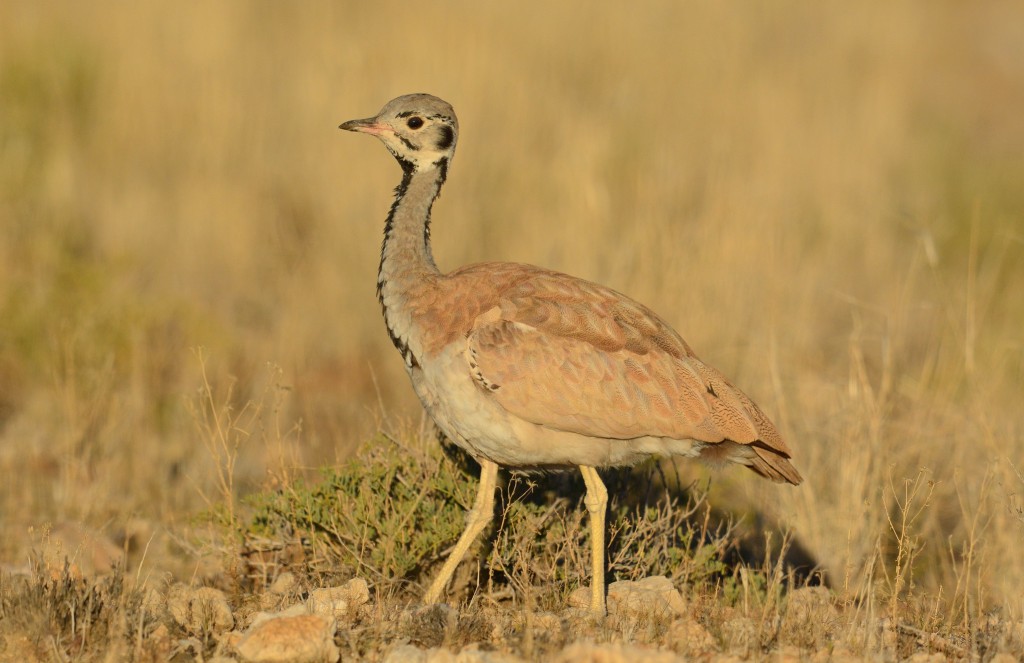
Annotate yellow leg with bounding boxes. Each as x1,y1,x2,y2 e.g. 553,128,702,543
579,465,608,616
423,459,499,605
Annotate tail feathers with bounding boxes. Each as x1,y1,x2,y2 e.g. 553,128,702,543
697,439,803,485
748,443,803,485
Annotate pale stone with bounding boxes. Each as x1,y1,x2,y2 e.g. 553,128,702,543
269,571,298,595
219,631,244,650
568,576,686,618
146,623,173,660
509,610,564,643
990,654,1019,663
668,617,717,655
905,654,947,663
554,641,684,662
769,646,804,663
384,645,430,663
249,602,308,630
307,577,370,620
383,645,525,663
235,614,339,663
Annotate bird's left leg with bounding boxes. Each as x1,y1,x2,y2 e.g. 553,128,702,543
423,458,499,605
579,464,608,616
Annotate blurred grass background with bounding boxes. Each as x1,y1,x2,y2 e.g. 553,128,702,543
1,0,1022,614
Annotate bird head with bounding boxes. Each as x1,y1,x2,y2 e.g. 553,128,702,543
340,93,458,172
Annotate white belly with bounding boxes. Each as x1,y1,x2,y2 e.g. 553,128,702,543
408,345,704,468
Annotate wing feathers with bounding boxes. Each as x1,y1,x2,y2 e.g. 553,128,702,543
452,265,798,479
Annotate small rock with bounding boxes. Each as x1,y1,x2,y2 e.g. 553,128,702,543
235,614,339,663
249,603,308,630
258,572,300,610
554,642,682,663
461,647,526,663
904,654,946,663
219,631,244,650
384,645,430,663
814,645,862,663
150,623,170,641
269,571,298,595
568,576,685,618
990,655,1019,663
307,577,370,620
146,623,173,659
608,576,686,617
668,617,717,655
510,610,564,645
167,585,235,634
383,645,524,663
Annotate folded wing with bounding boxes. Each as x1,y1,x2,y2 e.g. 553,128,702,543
462,269,802,484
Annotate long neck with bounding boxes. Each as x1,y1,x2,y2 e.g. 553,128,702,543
376,158,448,369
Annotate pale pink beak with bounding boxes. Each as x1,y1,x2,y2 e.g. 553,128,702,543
339,117,391,136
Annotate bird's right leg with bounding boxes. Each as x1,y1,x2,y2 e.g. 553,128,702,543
423,458,499,605
579,464,609,616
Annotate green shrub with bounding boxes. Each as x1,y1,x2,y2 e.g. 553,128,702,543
245,434,477,589
244,435,738,608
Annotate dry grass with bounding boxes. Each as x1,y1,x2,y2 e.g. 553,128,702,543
1,1,1023,659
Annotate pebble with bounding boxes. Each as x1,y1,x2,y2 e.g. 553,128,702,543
235,613,339,663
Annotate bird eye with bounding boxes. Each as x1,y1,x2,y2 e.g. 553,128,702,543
407,116,424,129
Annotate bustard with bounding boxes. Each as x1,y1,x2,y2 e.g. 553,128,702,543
340,93,802,616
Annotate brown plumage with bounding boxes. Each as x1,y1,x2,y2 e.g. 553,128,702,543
340,93,802,616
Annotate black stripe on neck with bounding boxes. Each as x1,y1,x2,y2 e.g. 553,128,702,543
380,164,415,250
394,154,416,175
375,155,450,371
434,157,449,188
